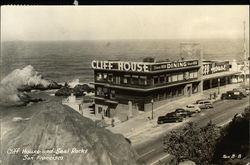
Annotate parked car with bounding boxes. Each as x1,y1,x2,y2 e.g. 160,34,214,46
232,88,247,97
157,113,183,124
221,91,243,100
185,104,201,113
245,87,250,95
195,99,214,109
174,108,193,118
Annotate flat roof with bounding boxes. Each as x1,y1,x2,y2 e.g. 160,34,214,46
203,71,241,80
94,65,200,74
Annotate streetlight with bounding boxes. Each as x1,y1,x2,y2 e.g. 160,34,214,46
218,78,220,94
151,99,154,119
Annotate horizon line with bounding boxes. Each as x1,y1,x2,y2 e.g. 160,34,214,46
1,37,249,42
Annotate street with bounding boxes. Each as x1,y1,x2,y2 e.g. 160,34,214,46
135,96,249,165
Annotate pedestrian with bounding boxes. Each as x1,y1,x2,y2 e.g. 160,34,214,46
111,118,115,127
213,92,216,99
210,93,212,100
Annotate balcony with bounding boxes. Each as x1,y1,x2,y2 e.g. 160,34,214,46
92,78,200,92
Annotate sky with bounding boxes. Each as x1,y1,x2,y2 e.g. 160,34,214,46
1,5,249,41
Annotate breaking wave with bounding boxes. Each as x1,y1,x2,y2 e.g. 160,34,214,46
0,65,50,106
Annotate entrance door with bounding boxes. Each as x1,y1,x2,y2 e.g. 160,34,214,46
104,108,110,117
138,102,145,111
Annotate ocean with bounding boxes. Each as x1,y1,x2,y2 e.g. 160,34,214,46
1,39,248,83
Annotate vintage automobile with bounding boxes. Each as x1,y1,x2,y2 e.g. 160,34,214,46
195,99,214,109
245,87,250,95
174,108,193,118
221,91,243,100
157,112,183,124
232,88,248,97
185,104,201,113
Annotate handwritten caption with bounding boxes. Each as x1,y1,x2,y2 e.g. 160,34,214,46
7,148,88,161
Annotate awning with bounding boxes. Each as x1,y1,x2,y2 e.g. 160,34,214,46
203,71,241,80
92,96,118,104
92,79,201,92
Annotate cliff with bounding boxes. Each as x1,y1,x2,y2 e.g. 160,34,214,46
1,98,138,165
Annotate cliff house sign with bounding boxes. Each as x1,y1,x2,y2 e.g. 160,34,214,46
91,60,199,72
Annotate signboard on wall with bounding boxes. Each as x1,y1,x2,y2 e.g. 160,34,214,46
91,60,199,72
203,61,230,75
152,60,199,71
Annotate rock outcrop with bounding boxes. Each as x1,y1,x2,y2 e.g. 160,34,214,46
1,98,138,165
55,84,94,97
18,80,62,92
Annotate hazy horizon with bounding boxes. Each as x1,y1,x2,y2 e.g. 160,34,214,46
1,37,249,42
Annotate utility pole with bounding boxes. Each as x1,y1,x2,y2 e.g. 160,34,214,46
151,99,154,119
243,21,247,84
218,78,220,94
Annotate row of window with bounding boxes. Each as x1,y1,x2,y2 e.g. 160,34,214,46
153,71,198,85
95,70,198,86
96,73,149,85
153,87,184,101
96,86,115,98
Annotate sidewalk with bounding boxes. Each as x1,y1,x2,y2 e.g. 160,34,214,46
106,83,242,146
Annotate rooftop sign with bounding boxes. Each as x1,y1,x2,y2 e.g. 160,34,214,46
91,60,199,72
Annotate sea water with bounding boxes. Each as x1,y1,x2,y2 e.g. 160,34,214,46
1,39,248,83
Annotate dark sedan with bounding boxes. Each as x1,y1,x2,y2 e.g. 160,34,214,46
157,113,183,124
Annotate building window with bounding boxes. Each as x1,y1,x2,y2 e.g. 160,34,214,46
184,72,190,80
154,76,159,84
110,89,115,98
190,71,198,79
96,73,102,81
103,73,107,80
168,76,172,83
192,83,198,93
103,87,108,93
160,75,165,83
98,107,102,113
190,72,194,79
123,77,128,84
96,87,103,96
193,71,198,78
139,76,147,85
153,93,159,101
172,74,178,82
108,74,113,82
166,89,172,98
172,88,178,97
123,75,130,84
177,73,184,81
115,76,120,84
131,75,139,85
159,91,165,100
178,87,184,96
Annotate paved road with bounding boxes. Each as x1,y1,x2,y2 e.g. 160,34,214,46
135,96,249,165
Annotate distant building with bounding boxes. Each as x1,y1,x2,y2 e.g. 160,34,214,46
202,60,241,90
230,59,249,83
